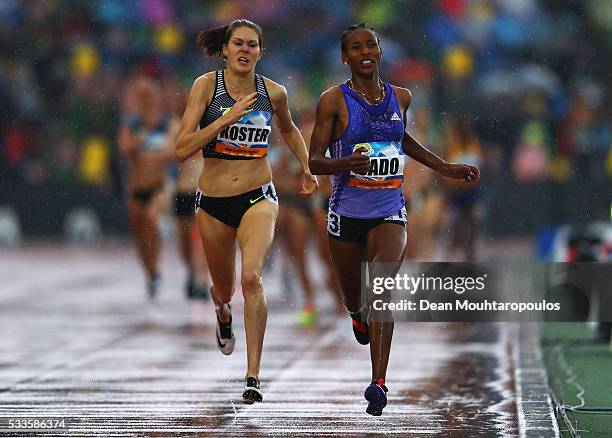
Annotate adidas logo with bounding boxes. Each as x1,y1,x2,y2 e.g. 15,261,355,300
391,112,401,121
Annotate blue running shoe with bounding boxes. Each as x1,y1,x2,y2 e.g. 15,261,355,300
364,379,388,416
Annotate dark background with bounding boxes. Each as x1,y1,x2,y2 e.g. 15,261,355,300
1,0,610,237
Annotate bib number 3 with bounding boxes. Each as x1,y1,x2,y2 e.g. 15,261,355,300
327,210,340,236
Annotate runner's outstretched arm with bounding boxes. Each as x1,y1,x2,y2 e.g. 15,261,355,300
402,131,480,183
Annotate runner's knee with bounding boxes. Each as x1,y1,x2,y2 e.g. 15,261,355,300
241,269,263,295
212,282,234,299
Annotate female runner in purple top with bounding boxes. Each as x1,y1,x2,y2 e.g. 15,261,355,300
309,23,480,416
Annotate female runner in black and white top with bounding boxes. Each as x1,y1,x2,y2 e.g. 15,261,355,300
175,19,317,404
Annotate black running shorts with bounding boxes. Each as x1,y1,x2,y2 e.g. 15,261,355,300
131,182,164,206
327,207,407,243
175,191,197,218
196,182,278,229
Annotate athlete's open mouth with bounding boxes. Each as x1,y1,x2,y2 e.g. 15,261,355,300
360,59,375,65
238,57,249,64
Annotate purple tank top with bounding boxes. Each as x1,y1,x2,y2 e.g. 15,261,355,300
329,82,406,218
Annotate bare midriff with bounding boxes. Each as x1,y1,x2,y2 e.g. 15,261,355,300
127,152,169,191
198,156,272,197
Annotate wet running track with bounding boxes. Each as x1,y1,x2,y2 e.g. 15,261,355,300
0,243,558,437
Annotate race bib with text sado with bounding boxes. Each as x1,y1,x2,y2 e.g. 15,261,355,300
348,141,404,189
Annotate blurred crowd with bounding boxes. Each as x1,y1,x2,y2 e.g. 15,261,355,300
1,0,611,195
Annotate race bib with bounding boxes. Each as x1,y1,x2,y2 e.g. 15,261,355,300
215,111,272,158
141,131,166,152
348,141,404,189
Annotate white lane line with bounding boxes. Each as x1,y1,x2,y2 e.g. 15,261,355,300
513,323,560,438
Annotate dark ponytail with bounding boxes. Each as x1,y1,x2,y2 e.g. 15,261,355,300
196,19,263,59
196,25,229,58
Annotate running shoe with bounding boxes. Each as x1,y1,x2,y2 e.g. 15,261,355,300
297,305,318,326
364,379,388,416
147,275,161,300
215,304,235,355
242,376,263,404
185,274,195,299
193,283,211,301
350,312,369,345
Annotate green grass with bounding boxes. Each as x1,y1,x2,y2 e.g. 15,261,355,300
541,323,612,437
